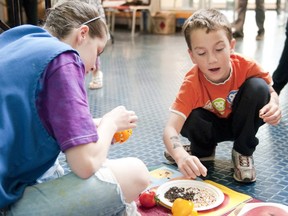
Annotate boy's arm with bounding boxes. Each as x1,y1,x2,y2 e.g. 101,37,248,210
259,86,282,125
163,112,207,178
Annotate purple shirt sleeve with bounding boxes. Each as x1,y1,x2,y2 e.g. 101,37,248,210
37,52,98,152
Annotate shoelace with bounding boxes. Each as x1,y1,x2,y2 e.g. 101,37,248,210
239,155,251,167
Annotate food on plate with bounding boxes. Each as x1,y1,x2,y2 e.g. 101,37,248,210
171,198,198,216
113,129,132,143
139,190,157,208
157,180,224,211
242,205,288,216
164,186,217,209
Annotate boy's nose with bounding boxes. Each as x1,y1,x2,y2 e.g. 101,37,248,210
208,54,217,64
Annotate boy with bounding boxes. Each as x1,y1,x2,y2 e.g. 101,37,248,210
163,9,281,183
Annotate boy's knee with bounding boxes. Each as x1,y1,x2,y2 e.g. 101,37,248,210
244,78,269,95
182,108,210,133
240,78,270,103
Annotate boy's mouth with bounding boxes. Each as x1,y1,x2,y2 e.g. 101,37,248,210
209,67,220,72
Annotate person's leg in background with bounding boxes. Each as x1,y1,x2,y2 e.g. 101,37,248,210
232,0,248,38
89,0,108,90
255,0,265,40
5,0,15,27
89,57,103,89
272,18,288,94
5,0,38,26
21,0,38,25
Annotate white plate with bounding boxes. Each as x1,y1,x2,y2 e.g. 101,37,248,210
237,202,288,216
156,179,225,211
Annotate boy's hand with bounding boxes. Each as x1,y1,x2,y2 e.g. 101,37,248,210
259,93,282,125
177,155,207,179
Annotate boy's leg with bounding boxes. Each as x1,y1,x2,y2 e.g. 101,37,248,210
180,108,233,158
7,171,126,216
231,77,269,182
231,77,269,156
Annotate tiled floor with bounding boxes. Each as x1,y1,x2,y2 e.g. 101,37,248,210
85,10,288,206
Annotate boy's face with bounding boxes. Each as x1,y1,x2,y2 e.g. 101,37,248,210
188,28,235,83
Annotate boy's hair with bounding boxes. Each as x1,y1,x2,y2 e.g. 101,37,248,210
44,0,108,40
183,9,232,50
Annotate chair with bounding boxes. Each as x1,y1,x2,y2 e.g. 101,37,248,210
103,0,161,37
0,20,10,32
129,0,161,37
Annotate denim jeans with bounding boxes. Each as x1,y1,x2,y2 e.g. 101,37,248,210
6,172,126,216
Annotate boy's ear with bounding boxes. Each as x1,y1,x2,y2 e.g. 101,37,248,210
188,48,196,64
230,38,236,52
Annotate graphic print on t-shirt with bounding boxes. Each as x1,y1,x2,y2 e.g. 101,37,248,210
212,98,226,115
227,90,238,107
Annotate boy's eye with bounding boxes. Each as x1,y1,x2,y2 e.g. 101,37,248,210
197,52,205,56
216,48,224,52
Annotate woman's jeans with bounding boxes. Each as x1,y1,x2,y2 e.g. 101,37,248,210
5,172,126,216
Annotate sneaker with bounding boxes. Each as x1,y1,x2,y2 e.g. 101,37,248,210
164,144,215,163
232,31,244,39
232,149,256,183
89,70,103,89
256,31,264,41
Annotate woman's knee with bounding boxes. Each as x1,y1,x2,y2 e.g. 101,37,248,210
107,157,150,202
127,157,150,189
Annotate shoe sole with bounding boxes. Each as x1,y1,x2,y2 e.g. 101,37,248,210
233,172,256,183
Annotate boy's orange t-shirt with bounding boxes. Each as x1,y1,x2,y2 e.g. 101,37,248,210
170,53,272,119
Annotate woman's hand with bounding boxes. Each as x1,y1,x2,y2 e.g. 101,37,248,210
102,106,138,132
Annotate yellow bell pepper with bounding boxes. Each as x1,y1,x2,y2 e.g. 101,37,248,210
171,198,198,216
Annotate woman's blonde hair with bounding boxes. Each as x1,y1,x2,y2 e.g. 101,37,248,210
183,9,232,50
44,0,108,40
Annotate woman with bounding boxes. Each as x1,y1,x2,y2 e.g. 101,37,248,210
0,1,149,215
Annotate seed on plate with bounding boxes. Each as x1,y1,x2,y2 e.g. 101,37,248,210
164,186,217,208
